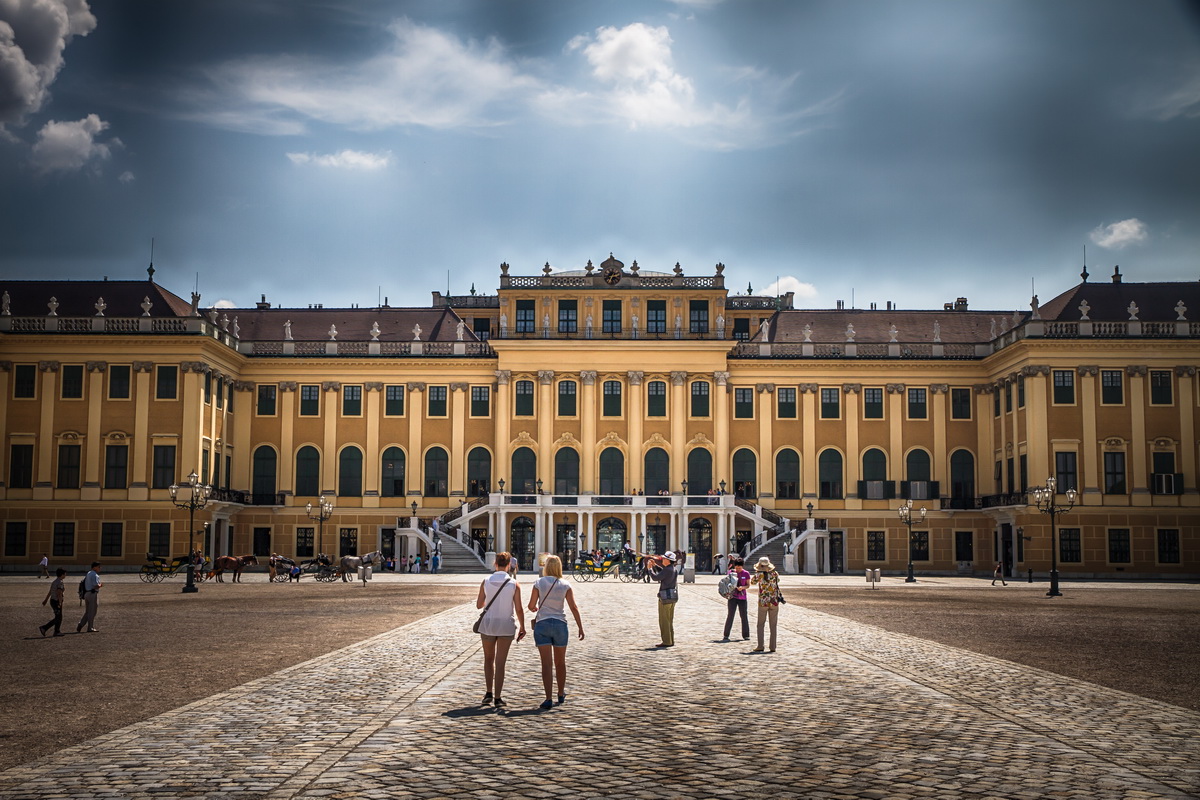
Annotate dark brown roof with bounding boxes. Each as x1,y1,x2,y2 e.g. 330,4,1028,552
767,309,1022,344
1038,281,1200,322
231,307,471,342
0,280,193,317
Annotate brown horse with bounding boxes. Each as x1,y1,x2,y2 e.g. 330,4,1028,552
208,554,259,582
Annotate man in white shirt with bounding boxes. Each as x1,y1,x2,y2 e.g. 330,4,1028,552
38,554,49,578
77,562,103,633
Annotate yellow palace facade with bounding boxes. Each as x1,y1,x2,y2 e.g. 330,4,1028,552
1,258,1197,578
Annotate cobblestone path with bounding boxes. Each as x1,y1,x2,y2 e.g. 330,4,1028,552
1,580,1197,799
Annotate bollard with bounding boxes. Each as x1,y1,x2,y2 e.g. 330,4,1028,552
1027,568,1033,584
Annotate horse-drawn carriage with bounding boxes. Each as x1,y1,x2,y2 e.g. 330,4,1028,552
573,551,650,582
300,554,338,582
139,553,209,583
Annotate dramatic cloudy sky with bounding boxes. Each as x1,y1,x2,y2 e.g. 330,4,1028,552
1,0,1198,311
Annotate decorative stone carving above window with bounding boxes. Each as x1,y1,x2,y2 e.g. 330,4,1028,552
798,383,819,393
105,430,129,441
279,382,298,392
406,382,426,392
842,384,861,394
929,384,949,394
580,371,597,385
1021,365,1051,376
233,381,255,392
1102,437,1125,448
554,432,577,446
180,361,209,374
973,384,993,394
885,384,906,394
756,383,776,394
687,432,712,447
600,431,626,447
0,361,11,371
1176,366,1197,377
364,382,383,392
713,371,729,386
627,371,644,385
514,430,535,445
646,432,667,445
450,383,469,392
1152,437,1175,449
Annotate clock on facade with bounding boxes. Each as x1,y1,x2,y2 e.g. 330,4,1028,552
603,265,622,285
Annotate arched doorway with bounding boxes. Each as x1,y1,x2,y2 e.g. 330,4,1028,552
555,448,579,495
511,447,537,494
510,516,536,571
644,447,669,496
467,447,491,496
598,447,624,496
688,518,713,571
687,449,712,495
732,448,756,499
595,517,627,554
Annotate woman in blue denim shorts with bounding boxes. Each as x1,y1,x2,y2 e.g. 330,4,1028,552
527,555,585,710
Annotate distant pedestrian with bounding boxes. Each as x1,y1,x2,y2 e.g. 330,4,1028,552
527,555,585,709
289,564,301,582
476,551,526,710
750,556,782,652
39,568,67,636
508,554,520,578
77,562,102,633
711,554,724,575
992,562,1007,586
651,552,678,647
722,556,751,641
431,552,441,574
38,554,49,578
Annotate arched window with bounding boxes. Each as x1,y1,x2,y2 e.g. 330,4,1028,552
818,449,843,499
424,447,448,496
687,449,712,495
862,448,887,481
295,446,319,497
775,449,799,499
511,446,537,494
904,449,934,501
381,447,405,498
950,450,976,503
467,447,491,496
732,448,756,499
338,446,363,497
644,447,670,495
554,448,579,495
252,446,277,501
599,447,624,496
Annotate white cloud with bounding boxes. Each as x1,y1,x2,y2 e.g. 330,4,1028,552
763,276,818,300
29,113,113,173
1132,65,1200,121
286,149,393,170
0,0,96,126
213,299,237,309
118,170,134,183
1090,218,1148,250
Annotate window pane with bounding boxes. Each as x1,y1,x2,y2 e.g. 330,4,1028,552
62,365,84,398
688,300,708,333
908,388,927,419
777,387,796,418
950,388,971,419
342,385,362,416
471,386,490,417
154,365,177,400
734,388,753,419
1150,371,1173,405
428,385,447,416
385,385,405,415
603,380,622,416
1053,370,1075,404
864,387,883,419
104,444,128,489
515,380,534,415
647,381,666,416
57,444,81,488
109,365,131,399
558,381,576,416
13,364,37,398
300,385,320,415
1107,529,1131,563
515,300,535,333
820,388,840,419
1101,370,1123,404
5,521,28,557
647,301,667,333
257,384,277,415
558,300,577,333
10,444,34,488
1059,528,1081,563
53,522,74,557
691,382,710,417
101,522,123,557
602,300,622,333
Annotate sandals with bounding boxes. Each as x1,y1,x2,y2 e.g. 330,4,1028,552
539,699,554,710
481,692,493,706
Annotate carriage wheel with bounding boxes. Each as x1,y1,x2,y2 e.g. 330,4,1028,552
139,566,156,583
618,568,634,583
273,571,289,583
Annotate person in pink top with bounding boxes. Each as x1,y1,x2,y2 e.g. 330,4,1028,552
721,556,752,641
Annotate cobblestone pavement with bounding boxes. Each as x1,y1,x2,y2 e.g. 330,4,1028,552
1,580,1197,800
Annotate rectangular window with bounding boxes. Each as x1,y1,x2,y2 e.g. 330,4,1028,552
203,372,212,404
9,444,34,488
1151,452,1180,495
1059,528,1082,563
100,521,123,557
1101,370,1124,404
109,365,131,399
1019,454,1028,493
148,522,171,555
428,385,448,417
385,385,405,416
954,531,974,562
1150,370,1173,405
864,388,884,419
104,444,128,489
57,443,81,488
52,522,74,557
1103,452,1126,494
558,300,577,333
155,365,177,400
691,382,710,417
1017,376,1026,408
777,387,797,419
152,445,176,489
994,390,1001,418
1053,370,1075,405
1107,528,1131,563
514,380,534,416
647,381,666,417
689,300,709,333
1054,451,1078,492
225,454,231,491
202,449,210,486
558,381,576,416
4,521,27,557
215,376,224,408
227,383,234,413
647,300,667,333
473,317,490,340
732,317,750,341
300,385,320,416
734,387,754,419
296,527,315,558
1004,382,1012,413
61,364,84,399
908,388,927,419
515,299,535,333
257,385,277,416
866,531,886,561
13,364,37,398
603,380,622,416
253,527,272,557
1157,529,1180,564
911,531,930,561
950,387,971,419
471,386,491,417
211,454,220,490
820,388,840,419
602,300,622,334
342,385,362,416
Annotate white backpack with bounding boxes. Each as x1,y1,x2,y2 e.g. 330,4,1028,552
717,572,738,599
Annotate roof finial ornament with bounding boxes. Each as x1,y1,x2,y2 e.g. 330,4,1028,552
1,291,9,315
1081,244,1088,283
933,320,941,342
370,321,380,341
585,260,594,275
147,237,155,281
630,260,639,274
94,297,106,317
1112,265,1122,284
499,261,510,276
328,324,338,341
1030,294,1040,320
1175,301,1187,321
1078,300,1090,320
673,261,683,276
47,297,58,316
746,281,753,294
141,296,152,316
543,261,552,275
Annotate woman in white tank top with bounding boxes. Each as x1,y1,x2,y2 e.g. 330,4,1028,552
527,555,585,710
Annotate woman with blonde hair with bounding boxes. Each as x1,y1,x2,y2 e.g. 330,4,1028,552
476,551,526,709
527,555,585,709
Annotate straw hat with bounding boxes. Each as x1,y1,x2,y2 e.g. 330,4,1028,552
754,556,776,572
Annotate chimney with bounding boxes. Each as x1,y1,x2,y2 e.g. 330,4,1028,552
1112,265,1122,284
256,294,270,309
955,297,969,311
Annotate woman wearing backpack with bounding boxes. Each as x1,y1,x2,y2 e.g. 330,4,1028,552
721,556,751,642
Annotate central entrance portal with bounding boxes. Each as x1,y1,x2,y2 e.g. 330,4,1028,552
510,516,536,571
596,517,627,554
688,518,713,572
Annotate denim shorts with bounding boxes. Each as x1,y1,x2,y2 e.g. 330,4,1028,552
533,618,569,647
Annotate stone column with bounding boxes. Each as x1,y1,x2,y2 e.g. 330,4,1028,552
800,385,817,499
627,371,644,491
495,371,511,487
363,383,382,505
713,371,730,490
231,381,254,494
843,384,860,507
450,382,468,496
670,371,687,490
322,381,340,495
886,384,905,494
1177,368,1198,496
1078,368,1100,497
179,364,202,485
930,384,949,493
580,371,597,493
756,382,774,498
1127,366,1149,502
279,382,297,495
130,362,153,499
34,362,58,498
407,383,426,497
537,371,554,487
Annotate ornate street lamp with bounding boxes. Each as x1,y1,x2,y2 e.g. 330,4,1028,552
719,479,726,495
306,495,334,558
807,502,814,519
681,479,688,495
536,478,543,495
169,470,211,594
498,478,505,494
898,499,927,583
1029,476,1077,597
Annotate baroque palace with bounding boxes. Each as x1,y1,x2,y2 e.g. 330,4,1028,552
1,257,1197,578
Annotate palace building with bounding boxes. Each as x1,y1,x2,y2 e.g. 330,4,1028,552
1,257,1197,577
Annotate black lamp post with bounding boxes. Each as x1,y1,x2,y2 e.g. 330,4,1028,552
1029,476,1077,598
536,478,543,495
681,479,688,495
305,495,333,557
498,478,505,494
719,479,726,495
898,499,927,583
169,470,211,594
807,502,814,519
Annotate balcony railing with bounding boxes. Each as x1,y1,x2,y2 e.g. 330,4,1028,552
981,492,1027,508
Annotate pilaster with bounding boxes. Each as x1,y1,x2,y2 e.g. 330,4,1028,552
322,382,340,495
450,383,468,496
35,362,58,494
843,384,861,507
1127,366,1149,502
670,371,687,490
407,383,425,496
363,383,382,505
628,371,645,491
130,363,152,499
84,363,106,498
279,383,296,495
580,371,597,492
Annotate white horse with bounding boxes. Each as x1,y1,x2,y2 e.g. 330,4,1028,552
339,551,385,583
